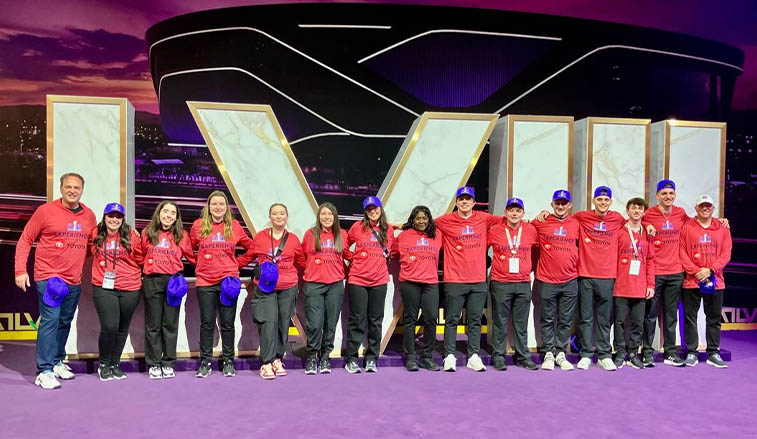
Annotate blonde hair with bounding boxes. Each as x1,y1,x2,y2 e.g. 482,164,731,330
200,191,233,240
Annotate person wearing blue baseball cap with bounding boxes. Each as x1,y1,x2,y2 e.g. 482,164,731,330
14,172,96,389
435,186,504,372
90,202,144,381
344,196,394,374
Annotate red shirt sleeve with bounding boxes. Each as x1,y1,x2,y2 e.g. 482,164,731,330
14,206,45,276
713,228,733,273
234,221,256,269
179,230,196,265
678,225,700,276
645,231,656,288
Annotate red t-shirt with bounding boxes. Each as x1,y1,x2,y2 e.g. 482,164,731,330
190,219,255,287
14,198,97,285
252,228,304,290
391,228,442,284
679,219,732,289
642,205,690,275
435,211,501,283
347,221,394,287
574,210,626,278
141,229,195,275
532,215,580,284
614,226,656,298
90,229,144,291
301,228,352,284
488,221,538,283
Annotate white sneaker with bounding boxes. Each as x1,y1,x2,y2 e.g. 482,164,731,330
577,357,591,370
541,352,555,371
161,366,175,378
466,354,486,372
443,354,457,372
149,366,163,379
598,357,617,371
35,371,61,390
556,352,574,371
53,362,75,380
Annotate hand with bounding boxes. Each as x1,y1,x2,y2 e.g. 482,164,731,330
536,210,550,223
15,273,30,292
695,267,711,281
646,224,657,237
718,217,730,229
645,287,655,299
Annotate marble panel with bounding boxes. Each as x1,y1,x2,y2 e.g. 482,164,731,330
668,125,724,217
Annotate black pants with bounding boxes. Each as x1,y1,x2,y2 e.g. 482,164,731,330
400,281,439,359
304,281,345,360
613,297,645,357
577,277,614,360
642,273,684,356
92,286,140,366
252,285,297,364
345,284,387,363
142,274,181,367
490,281,532,362
538,279,578,354
443,282,487,356
197,284,237,362
682,288,724,354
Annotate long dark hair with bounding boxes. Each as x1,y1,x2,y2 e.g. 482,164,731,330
144,200,184,246
94,215,133,251
401,205,436,239
313,202,343,252
360,205,388,244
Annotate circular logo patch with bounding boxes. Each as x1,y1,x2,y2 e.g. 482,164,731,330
315,259,322,265
654,240,662,247
56,242,64,248
455,245,463,251
544,244,552,250
694,253,700,259
621,258,628,264
584,238,591,243
147,258,153,264
500,255,506,260
99,261,106,266
204,254,212,260
361,251,367,257
409,256,416,262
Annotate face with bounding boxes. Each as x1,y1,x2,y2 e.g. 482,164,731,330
413,211,429,232
695,202,714,219
626,204,645,221
593,196,612,213
319,207,334,229
656,188,676,208
105,213,123,233
209,196,227,221
59,176,83,206
159,204,177,229
551,199,572,217
505,206,524,225
456,195,474,214
269,205,288,228
365,205,381,222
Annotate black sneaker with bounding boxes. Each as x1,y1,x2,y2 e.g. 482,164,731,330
492,356,507,371
663,353,685,367
516,358,539,371
318,358,331,374
405,359,419,372
613,354,625,369
684,352,699,367
98,364,114,382
345,360,361,374
627,354,644,370
304,357,317,375
642,352,655,368
418,357,440,371
196,360,212,378
706,353,728,369
110,364,127,380
365,359,377,373
222,360,236,377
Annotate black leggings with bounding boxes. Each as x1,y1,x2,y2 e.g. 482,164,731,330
93,286,140,366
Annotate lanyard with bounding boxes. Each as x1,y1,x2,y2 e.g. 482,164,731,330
107,239,118,271
504,225,522,255
270,228,288,264
626,225,641,259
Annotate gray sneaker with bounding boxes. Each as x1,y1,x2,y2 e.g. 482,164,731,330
149,365,162,380
222,360,236,377
706,353,728,369
196,361,212,378
684,352,699,367
344,360,361,374
161,366,175,378
642,352,655,368
318,358,331,374
365,359,377,373
541,352,555,371
663,353,685,367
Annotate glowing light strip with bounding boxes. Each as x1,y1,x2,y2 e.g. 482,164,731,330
290,132,349,145
298,24,391,29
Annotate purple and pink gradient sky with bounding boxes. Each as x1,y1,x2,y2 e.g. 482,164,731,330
1,0,755,114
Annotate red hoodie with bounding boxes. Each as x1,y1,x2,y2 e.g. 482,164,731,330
679,218,732,289
252,228,305,290
347,220,394,287
190,219,255,287
488,221,538,283
391,228,442,284
642,205,690,275
141,229,196,275
532,215,580,284
435,211,502,283
301,228,352,284
614,225,656,298
14,198,96,285
90,228,144,291
574,210,626,278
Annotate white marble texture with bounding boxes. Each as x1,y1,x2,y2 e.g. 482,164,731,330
668,125,723,217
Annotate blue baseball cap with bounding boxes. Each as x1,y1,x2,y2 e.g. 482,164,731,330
593,186,612,199
257,261,280,294
456,186,475,199
42,276,70,307
220,276,242,306
505,197,524,209
166,273,188,307
362,196,383,210
657,179,676,193
552,189,571,202
103,202,125,216
698,273,717,295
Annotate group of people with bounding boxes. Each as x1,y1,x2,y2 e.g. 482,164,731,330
14,172,732,390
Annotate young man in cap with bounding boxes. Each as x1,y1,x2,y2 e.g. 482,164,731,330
531,190,580,371
487,197,539,371
435,186,503,371
14,173,97,389
679,194,732,368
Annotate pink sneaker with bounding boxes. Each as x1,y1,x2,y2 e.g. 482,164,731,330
260,364,276,380
272,358,287,376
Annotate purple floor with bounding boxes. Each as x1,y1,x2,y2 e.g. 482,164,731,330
2,331,756,439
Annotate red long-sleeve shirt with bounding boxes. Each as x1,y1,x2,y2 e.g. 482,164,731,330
613,226,656,298
487,222,539,283
391,228,442,284
252,228,305,290
14,198,97,285
679,219,732,289
642,205,690,275
574,210,626,278
90,229,144,291
532,215,580,284
190,219,255,287
301,228,352,284
435,211,501,283
347,221,394,287
141,229,195,275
